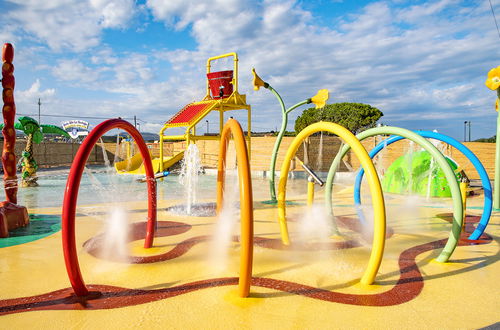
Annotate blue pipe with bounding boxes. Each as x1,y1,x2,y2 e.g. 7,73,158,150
354,130,491,240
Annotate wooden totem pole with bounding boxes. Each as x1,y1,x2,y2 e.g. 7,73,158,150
0,43,29,238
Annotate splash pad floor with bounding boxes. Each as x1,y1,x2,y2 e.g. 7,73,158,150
1,185,499,329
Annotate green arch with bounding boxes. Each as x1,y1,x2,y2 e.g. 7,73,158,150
325,126,463,263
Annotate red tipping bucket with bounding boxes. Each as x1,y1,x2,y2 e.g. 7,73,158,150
207,70,233,99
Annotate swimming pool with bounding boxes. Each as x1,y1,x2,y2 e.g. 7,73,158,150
5,166,312,210
5,166,219,209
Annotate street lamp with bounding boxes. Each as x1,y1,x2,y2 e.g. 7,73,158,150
206,120,209,134
468,121,471,142
38,98,41,125
464,121,468,142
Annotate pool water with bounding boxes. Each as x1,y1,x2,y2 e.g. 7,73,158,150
6,166,219,209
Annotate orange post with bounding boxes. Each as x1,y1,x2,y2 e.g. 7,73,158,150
216,118,253,297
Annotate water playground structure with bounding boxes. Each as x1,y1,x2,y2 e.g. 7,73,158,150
114,52,251,175
1,45,499,328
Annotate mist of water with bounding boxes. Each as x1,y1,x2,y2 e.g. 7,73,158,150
179,144,203,215
425,134,448,200
99,137,111,168
207,172,239,274
295,204,333,244
406,140,415,195
316,131,324,171
97,207,131,263
338,142,354,172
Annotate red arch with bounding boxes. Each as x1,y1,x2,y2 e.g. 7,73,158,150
62,118,157,296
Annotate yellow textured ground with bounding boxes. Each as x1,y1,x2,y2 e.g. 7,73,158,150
1,186,499,329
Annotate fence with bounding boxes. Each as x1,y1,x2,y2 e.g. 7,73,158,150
1,137,496,180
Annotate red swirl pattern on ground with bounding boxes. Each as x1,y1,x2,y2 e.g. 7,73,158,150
83,216,395,263
0,215,492,315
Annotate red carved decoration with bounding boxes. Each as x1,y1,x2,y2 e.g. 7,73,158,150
0,43,29,238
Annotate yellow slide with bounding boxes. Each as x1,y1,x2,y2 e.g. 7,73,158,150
115,151,185,175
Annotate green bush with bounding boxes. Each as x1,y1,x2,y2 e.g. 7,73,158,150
294,102,383,134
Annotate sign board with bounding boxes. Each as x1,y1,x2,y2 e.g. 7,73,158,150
62,120,90,139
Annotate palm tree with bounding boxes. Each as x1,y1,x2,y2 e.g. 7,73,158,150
1,116,70,187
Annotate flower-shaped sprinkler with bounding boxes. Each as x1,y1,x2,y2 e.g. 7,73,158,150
485,66,500,209
252,68,329,202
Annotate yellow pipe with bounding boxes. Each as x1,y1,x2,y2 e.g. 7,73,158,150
307,179,315,206
460,181,468,233
158,125,167,174
219,109,224,135
277,121,385,285
161,135,187,141
216,118,253,297
186,127,191,146
188,135,221,141
248,106,252,161
126,141,131,159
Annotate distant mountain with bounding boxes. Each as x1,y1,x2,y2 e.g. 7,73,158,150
100,132,159,143
139,132,159,142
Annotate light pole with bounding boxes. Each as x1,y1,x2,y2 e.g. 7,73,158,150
468,121,471,142
206,120,209,134
38,98,41,125
464,121,467,142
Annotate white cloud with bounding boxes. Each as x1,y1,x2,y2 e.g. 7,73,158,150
4,0,500,140
52,59,98,83
5,0,136,51
143,0,499,138
15,79,56,114
89,0,136,28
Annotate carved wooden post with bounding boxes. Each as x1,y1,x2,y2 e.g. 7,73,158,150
2,43,17,203
0,43,29,238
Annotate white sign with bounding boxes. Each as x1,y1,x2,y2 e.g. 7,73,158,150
62,120,90,139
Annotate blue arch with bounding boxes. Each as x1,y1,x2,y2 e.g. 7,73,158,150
354,130,491,240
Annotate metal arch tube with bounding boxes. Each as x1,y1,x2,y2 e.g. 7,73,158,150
325,127,463,263
352,131,492,240
277,121,385,285
267,84,309,201
62,119,157,296
216,118,254,297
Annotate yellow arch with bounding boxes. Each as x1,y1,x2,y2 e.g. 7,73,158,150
277,121,386,285
216,118,254,297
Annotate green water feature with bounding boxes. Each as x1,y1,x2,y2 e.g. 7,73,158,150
382,150,463,198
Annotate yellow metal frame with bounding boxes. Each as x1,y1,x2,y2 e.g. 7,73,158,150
158,53,252,174
277,122,386,286
216,118,253,298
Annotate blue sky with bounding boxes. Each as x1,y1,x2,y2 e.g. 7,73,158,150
1,0,499,140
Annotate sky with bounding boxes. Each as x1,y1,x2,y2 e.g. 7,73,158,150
1,0,499,141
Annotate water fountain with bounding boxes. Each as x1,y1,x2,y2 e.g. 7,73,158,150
2,48,499,329
350,130,492,240
179,144,203,215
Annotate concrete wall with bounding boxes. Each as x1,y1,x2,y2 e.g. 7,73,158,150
0,140,111,168
172,136,496,180
1,137,496,180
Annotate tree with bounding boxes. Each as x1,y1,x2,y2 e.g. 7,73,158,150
474,135,496,143
1,116,70,187
294,102,383,134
